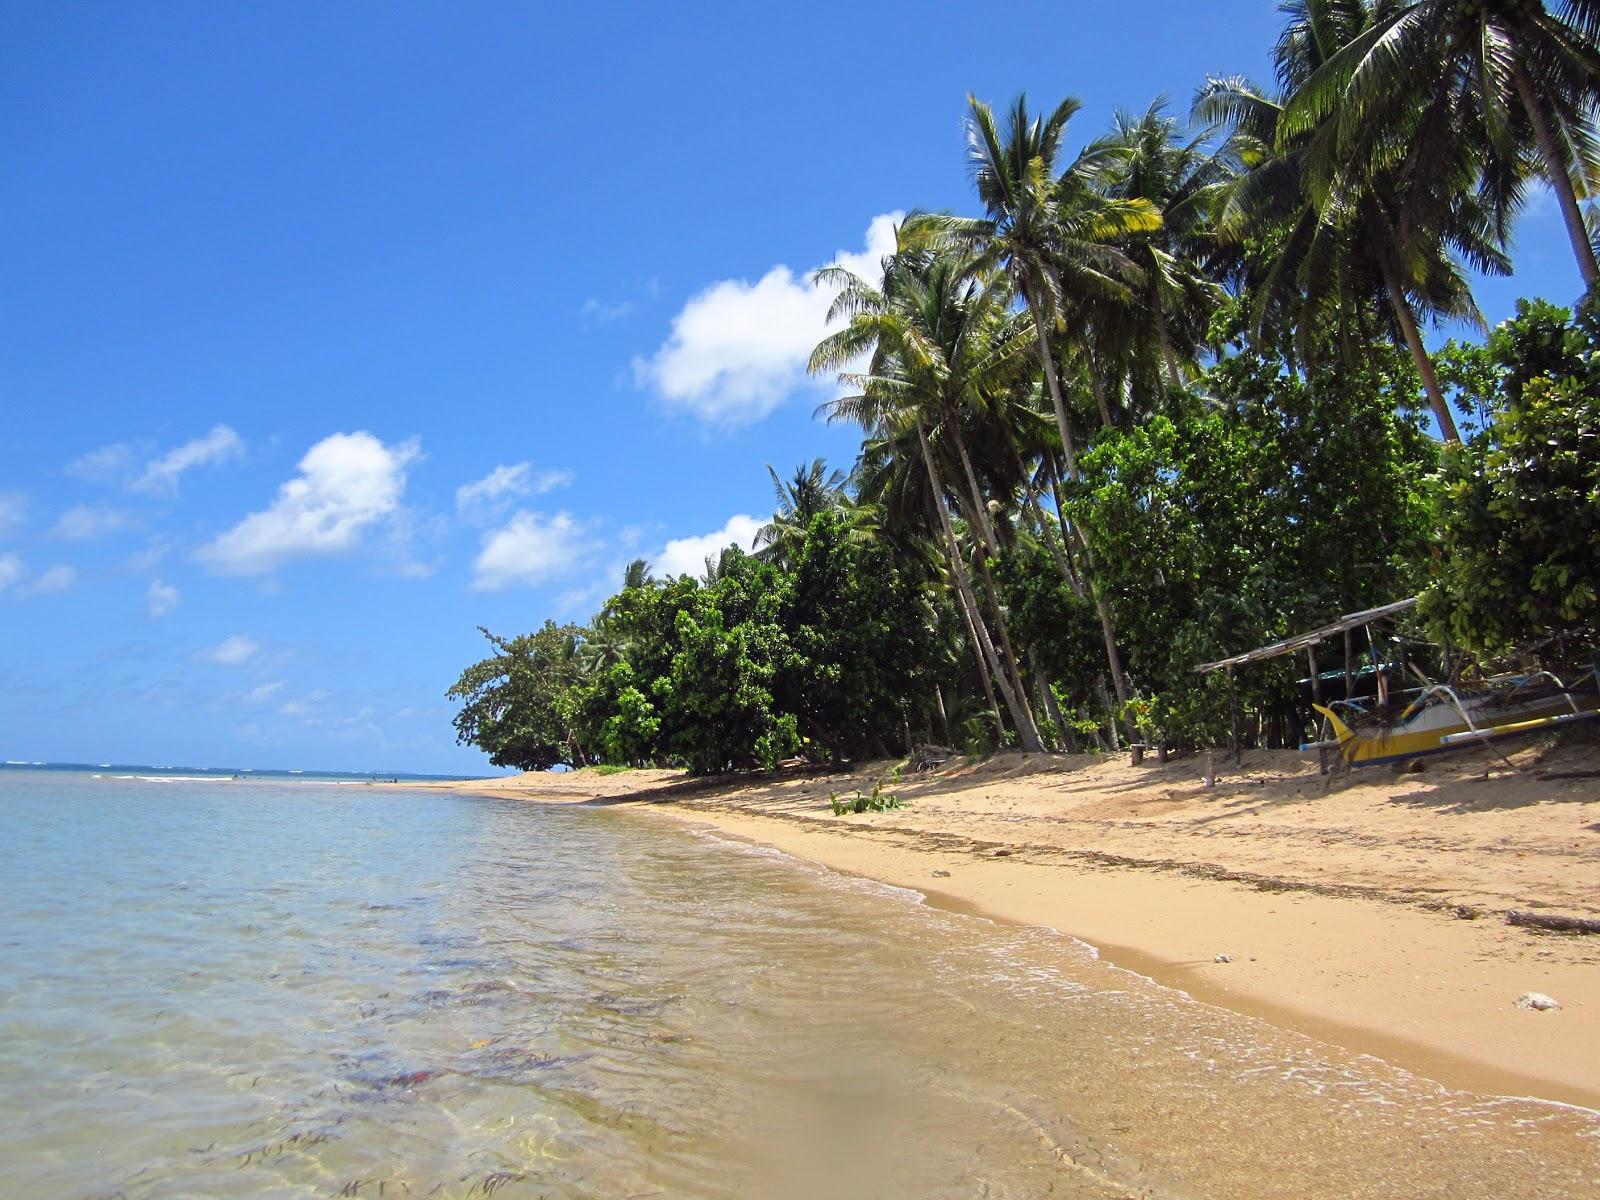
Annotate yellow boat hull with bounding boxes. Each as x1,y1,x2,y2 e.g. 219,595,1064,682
1312,690,1599,767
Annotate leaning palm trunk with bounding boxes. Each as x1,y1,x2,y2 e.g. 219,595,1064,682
943,404,1001,555
1021,305,1136,727
1508,55,1600,290
1154,301,1183,390
1015,453,1080,592
1028,306,1083,479
924,496,1002,726
1060,510,1136,736
1032,659,1070,751
1379,258,1460,443
1086,344,1116,429
939,404,1047,744
915,415,1044,752
1095,676,1122,752
945,536,1004,728
974,547,1042,742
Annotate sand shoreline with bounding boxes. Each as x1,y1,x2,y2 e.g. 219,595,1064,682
410,742,1600,1110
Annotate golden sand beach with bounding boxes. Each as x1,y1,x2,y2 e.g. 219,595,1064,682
417,738,1600,1111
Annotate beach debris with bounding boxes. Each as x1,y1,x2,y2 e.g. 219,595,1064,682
1214,954,1233,964
1515,992,1561,1011
1453,905,1479,920
932,869,951,878
992,848,1013,857
1507,909,1600,935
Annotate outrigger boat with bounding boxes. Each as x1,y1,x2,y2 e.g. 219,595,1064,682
1312,672,1599,768
1195,597,1600,770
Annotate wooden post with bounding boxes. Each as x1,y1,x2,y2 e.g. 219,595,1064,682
1130,744,1144,766
1308,645,1323,706
1368,625,1389,707
1203,749,1216,789
1226,667,1241,764
1343,628,1355,702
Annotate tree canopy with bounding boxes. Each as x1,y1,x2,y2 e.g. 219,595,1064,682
451,2,1600,773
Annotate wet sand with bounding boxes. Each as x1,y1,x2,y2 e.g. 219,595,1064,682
419,738,1600,1111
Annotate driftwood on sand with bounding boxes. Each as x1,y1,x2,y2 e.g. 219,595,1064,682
1507,910,1600,935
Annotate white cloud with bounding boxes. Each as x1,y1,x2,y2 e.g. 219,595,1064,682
0,493,26,539
455,462,573,518
0,552,23,591
280,688,330,719
197,432,419,575
579,297,635,326
633,213,901,426
68,443,136,483
25,565,77,595
241,680,286,704
202,634,259,667
51,504,139,541
655,514,764,578
126,539,172,572
471,511,585,591
146,579,180,618
133,425,245,495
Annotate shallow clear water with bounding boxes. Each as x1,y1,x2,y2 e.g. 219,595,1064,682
0,771,1596,1199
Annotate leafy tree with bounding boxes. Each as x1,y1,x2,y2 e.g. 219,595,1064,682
779,507,938,759
1423,297,1600,651
447,623,591,770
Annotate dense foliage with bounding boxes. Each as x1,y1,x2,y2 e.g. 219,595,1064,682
1425,298,1600,652
451,1,1600,772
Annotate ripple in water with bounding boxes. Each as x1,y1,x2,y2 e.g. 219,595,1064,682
0,770,1595,1199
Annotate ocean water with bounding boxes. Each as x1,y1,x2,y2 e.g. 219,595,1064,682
0,771,1595,1199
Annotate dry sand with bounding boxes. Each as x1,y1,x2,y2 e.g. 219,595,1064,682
415,736,1600,1110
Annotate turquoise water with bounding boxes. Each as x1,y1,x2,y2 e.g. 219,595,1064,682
0,770,1596,1199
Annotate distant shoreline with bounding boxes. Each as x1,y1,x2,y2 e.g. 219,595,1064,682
406,744,1600,1112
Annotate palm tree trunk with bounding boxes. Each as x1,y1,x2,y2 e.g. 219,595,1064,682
1086,345,1115,429
932,495,1003,728
1034,661,1070,751
1380,259,1460,442
942,400,1001,555
1042,452,1086,598
1020,294,1133,737
935,406,1044,746
1509,54,1600,289
1015,449,1077,587
946,466,1045,749
974,549,1042,746
1027,305,1082,479
1095,675,1121,752
1090,578,1134,735
915,415,1044,751
1154,300,1183,389
1043,450,1135,737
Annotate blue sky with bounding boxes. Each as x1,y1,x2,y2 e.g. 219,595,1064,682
1,3,1586,773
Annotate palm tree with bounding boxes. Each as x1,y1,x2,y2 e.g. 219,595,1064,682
754,458,848,567
899,98,1162,731
810,235,1048,752
913,95,1159,476
1197,7,1510,443
1278,0,1600,289
621,558,653,590
1086,100,1233,392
